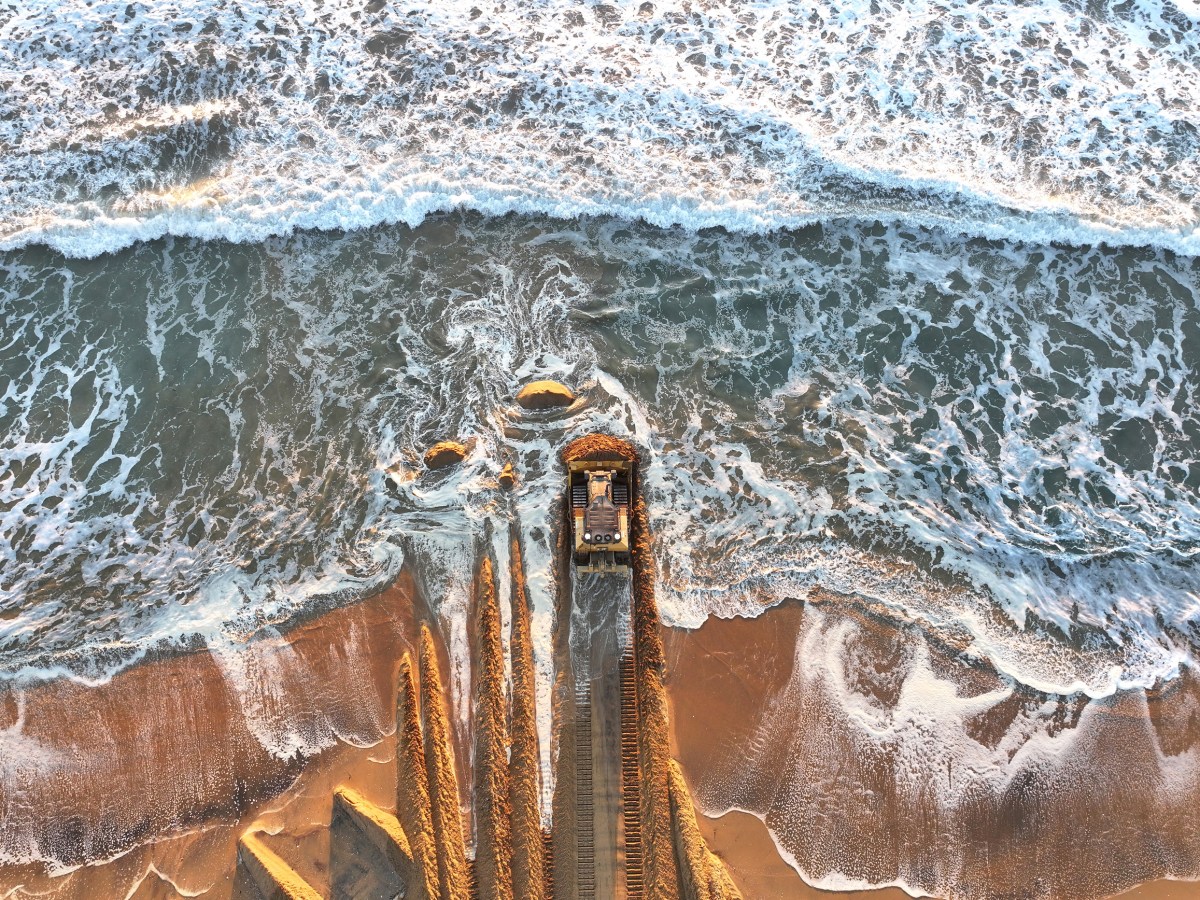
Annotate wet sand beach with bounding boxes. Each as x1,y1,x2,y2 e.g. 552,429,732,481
664,596,1200,900
0,575,437,899
3,565,1198,898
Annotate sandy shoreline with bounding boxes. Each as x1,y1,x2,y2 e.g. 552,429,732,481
0,573,439,898
1,571,1198,898
663,594,1200,900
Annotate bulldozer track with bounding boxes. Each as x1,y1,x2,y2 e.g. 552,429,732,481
542,827,555,897
466,859,479,900
619,623,644,899
575,685,596,900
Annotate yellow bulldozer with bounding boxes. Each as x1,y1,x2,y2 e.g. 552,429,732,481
567,458,632,575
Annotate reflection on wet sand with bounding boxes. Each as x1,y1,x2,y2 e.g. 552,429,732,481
666,594,1200,899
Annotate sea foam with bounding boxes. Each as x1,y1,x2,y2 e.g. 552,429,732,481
1,0,1198,257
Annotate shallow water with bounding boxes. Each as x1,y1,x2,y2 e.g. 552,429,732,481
3,217,1198,701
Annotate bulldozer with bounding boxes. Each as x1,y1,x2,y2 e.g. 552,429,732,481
567,458,632,574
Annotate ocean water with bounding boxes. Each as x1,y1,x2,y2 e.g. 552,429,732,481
1,0,1200,883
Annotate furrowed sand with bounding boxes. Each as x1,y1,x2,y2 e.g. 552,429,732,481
0,572,1197,899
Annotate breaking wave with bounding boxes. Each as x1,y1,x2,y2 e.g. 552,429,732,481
1,0,1199,257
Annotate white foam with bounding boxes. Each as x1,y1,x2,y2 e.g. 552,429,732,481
0,0,1197,258
609,224,1200,698
5,215,1200,699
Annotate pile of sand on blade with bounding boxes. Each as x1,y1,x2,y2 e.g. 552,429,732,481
560,433,640,464
420,627,472,900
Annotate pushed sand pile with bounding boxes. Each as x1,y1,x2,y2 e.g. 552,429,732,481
424,441,468,469
420,626,472,900
561,432,640,465
630,491,684,899
508,531,548,900
668,760,742,900
629,487,742,900
517,380,577,410
234,833,322,900
329,787,420,899
394,654,441,899
471,556,515,899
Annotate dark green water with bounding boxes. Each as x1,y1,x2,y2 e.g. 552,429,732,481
2,215,1198,703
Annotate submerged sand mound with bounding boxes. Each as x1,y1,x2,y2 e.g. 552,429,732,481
498,462,517,489
423,441,467,469
516,380,576,410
